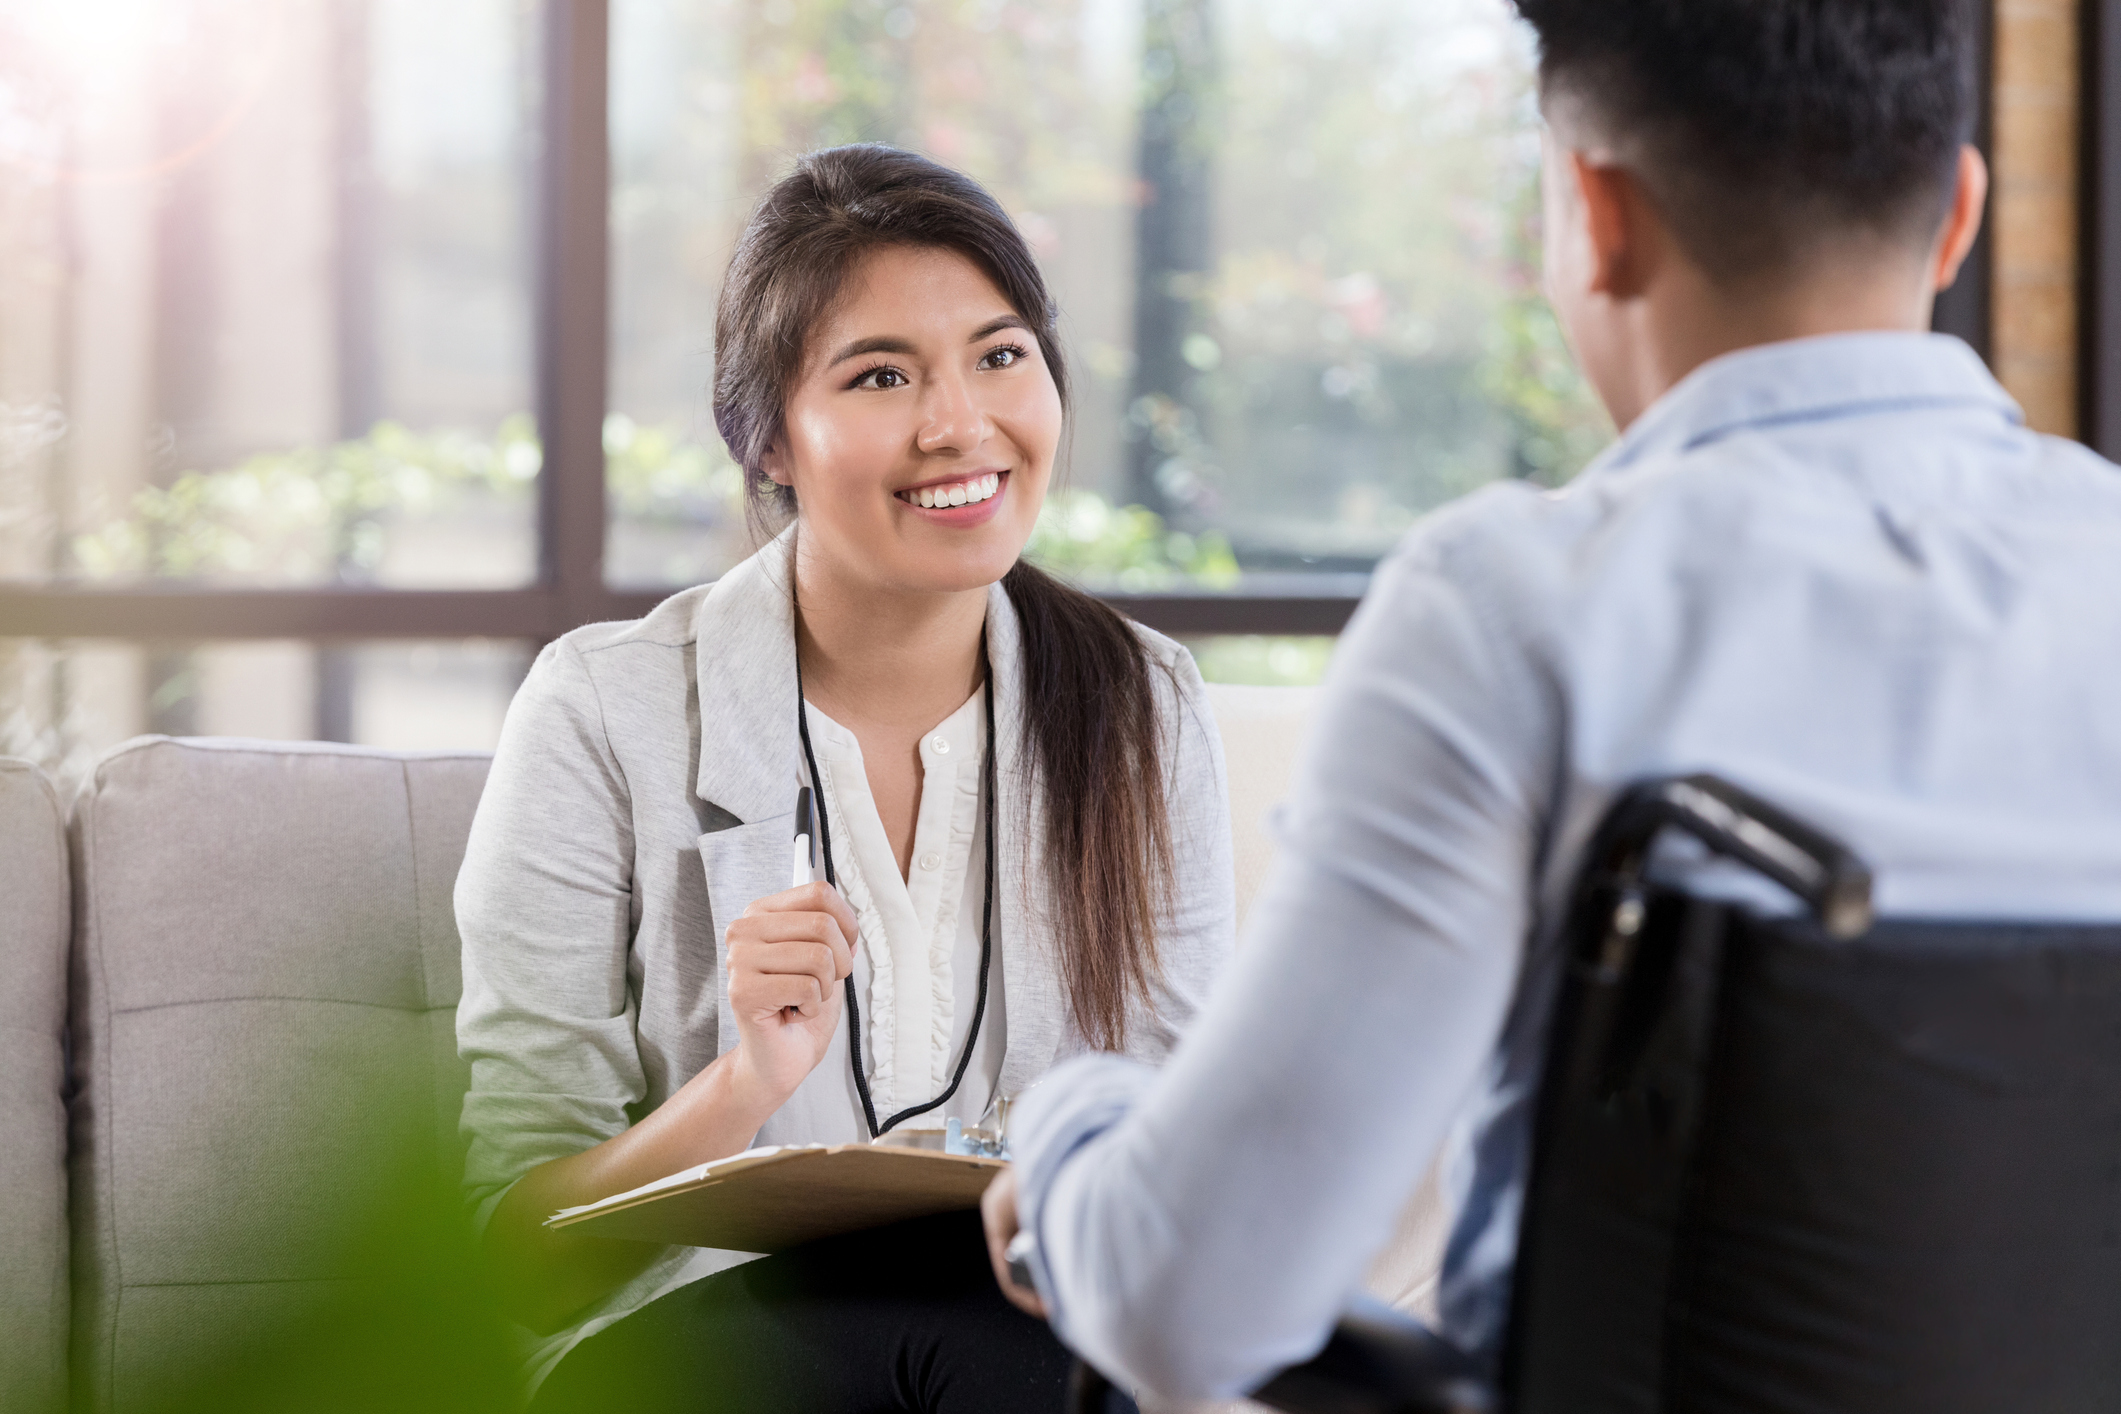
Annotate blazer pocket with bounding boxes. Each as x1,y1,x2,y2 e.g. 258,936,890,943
698,819,794,1059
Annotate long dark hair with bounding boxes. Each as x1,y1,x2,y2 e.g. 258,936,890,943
713,144,1171,1051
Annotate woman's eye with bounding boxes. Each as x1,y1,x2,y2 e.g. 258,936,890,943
980,343,1029,370
851,366,908,390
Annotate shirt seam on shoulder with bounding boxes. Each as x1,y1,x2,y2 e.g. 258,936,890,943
572,632,692,658
565,638,636,814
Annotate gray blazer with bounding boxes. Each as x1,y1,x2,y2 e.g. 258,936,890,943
454,530,1237,1236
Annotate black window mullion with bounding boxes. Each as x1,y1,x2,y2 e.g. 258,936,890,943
2083,0,2121,457
537,0,614,638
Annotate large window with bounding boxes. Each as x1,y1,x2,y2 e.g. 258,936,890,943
0,0,2006,780
602,0,1607,592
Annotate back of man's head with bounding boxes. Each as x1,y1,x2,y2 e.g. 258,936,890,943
1514,0,1977,286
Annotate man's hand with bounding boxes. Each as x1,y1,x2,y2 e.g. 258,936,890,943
981,1166,1049,1318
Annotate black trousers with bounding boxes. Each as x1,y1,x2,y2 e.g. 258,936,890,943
531,1211,1116,1414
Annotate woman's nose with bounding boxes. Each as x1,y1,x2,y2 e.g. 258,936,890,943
916,373,989,454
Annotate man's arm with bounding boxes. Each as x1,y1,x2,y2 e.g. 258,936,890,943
1004,517,1561,1400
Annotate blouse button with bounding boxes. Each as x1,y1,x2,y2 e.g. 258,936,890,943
919,853,942,872
930,735,950,754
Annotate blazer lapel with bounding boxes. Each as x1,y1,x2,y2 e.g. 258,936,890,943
697,819,794,1057
693,530,802,1056
693,527,799,826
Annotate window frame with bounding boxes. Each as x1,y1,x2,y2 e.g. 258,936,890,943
0,0,2011,649
2084,0,2121,457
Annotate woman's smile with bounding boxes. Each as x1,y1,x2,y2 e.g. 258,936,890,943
894,469,1009,526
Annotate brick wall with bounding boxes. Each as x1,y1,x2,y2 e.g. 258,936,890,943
1993,0,2082,437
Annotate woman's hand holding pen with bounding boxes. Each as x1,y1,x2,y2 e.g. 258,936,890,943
725,881,860,1105
485,878,857,1333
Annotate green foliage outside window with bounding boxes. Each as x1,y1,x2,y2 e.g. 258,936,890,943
1024,488,1239,590
69,416,1239,590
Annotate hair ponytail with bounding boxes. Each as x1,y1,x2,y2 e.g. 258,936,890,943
1003,560,1172,1049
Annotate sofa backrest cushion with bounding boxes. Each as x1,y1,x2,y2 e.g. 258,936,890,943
66,738,489,1414
2,758,70,1414
1201,683,1323,933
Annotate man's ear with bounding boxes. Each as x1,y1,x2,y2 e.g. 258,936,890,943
1572,150,1650,299
1931,144,1990,293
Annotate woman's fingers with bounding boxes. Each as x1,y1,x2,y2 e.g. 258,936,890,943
730,939,841,1013
734,887,858,978
727,886,860,1026
741,882,860,945
732,938,840,989
729,918,853,982
730,970,832,1018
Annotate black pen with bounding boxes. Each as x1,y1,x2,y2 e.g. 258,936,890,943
791,785,816,888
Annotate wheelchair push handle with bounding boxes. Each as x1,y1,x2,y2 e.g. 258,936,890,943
1588,774,1874,941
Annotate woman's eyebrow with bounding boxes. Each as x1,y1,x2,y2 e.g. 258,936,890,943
825,334,916,368
823,316,1028,369
969,315,1030,341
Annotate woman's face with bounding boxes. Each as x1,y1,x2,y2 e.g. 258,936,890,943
764,244,1062,597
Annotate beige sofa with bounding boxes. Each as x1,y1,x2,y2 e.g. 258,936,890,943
1,684,1444,1413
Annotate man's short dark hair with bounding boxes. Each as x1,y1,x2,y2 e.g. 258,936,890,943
1514,0,1977,284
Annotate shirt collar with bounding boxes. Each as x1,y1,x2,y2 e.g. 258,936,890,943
1592,332,2023,479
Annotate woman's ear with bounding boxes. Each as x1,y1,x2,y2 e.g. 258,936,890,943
759,436,794,488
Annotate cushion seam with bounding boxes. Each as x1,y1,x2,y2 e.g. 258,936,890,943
110,997,459,1018
403,760,432,1011
84,777,121,1413
113,737,491,765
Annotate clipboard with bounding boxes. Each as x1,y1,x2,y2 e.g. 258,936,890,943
544,1143,1008,1253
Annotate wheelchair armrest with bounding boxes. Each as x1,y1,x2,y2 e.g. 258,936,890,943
1249,1308,1497,1414
1068,1310,1496,1414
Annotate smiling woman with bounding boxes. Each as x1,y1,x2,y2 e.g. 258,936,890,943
453,146,1237,1413
757,243,1061,594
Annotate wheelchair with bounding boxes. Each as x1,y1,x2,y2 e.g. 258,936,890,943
1072,774,2121,1413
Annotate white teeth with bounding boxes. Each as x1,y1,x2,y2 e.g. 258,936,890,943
906,474,1003,509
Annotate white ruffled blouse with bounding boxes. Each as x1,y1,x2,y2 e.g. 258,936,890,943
780,690,1005,1132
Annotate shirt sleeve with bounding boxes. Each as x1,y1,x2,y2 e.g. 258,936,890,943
454,636,648,1231
1012,511,1561,1400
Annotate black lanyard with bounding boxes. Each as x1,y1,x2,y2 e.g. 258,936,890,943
793,633,998,1138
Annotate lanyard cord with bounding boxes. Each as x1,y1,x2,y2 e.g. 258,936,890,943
794,633,998,1138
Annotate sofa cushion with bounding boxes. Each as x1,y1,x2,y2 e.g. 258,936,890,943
66,738,489,1414
1,758,69,1414
1201,684,1323,932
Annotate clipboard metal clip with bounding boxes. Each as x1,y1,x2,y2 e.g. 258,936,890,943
943,1116,1008,1159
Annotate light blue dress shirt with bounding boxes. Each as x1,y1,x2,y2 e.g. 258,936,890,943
1011,332,2121,1401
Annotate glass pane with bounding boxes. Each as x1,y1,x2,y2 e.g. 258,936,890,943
1185,635,1335,686
0,0,536,589
0,637,527,792
605,0,1608,592
1184,0,1611,571
606,0,1145,588
336,639,529,750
